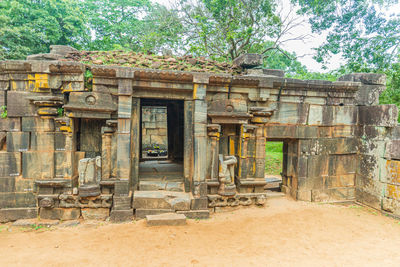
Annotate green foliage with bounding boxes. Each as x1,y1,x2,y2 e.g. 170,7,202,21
179,0,282,60
265,142,283,175
83,0,151,51
379,61,400,122
295,0,400,72
0,106,7,119
84,69,93,91
0,0,88,60
57,108,64,117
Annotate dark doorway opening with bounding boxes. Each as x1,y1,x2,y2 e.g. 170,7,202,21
139,98,184,181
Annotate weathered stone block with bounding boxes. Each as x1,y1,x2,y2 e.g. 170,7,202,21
233,53,263,68
15,192,36,207
308,105,357,126
6,132,30,152
81,208,109,220
0,152,21,177
7,91,37,117
0,207,37,223
110,209,133,222
40,208,80,220
22,152,54,179
0,118,21,131
385,140,400,160
359,105,398,127
0,177,15,192
307,155,328,178
22,117,54,132
356,188,381,210
177,210,210,219
54,132,66,151
116,134,131,178
64,92,116,118
118,96,132,118
329,154,356,176
133,191,190,211
339,73,386,85
326,174,355,188
135,208,173,219
54,151,73,178
30,132,54,151
118,79,133,95
269,103,309,125
113,196,132,210
190,197,208,210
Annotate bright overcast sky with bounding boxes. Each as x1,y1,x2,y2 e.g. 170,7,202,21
152,0,400,73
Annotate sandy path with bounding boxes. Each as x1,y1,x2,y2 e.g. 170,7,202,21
1,197,400,267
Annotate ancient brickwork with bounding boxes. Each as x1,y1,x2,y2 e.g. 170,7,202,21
0,49,398,222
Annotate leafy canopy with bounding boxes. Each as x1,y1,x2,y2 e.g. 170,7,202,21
0,0,87,60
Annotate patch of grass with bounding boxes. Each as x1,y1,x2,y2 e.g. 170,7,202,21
265,142,283,175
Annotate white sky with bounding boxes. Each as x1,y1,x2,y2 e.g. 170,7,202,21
152,0,400,72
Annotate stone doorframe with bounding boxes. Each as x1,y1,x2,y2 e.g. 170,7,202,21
129,97,195,193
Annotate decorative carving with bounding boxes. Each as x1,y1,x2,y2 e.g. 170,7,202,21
218,154,237,196
208,99,252,124
249,107,275,124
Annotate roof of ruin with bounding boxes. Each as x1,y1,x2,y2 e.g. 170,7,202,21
65,50,241,74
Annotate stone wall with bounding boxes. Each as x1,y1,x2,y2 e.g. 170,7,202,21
141,106,167,151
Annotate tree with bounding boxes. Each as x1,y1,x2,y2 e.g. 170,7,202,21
295,0,400,72
139,4,184,54
83,0,151,51
178,0,309,61
0,0,88,60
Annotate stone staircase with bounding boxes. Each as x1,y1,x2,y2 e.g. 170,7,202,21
133,180,192,220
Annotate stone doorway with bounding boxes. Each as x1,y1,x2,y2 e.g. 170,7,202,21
138,98,184,190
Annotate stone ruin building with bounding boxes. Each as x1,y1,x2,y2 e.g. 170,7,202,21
0,45,399,223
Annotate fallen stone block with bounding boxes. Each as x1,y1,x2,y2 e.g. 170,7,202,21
146,213,186,226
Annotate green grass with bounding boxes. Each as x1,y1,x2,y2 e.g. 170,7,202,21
265,142,283,175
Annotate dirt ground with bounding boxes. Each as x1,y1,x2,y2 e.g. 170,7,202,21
1,197,400,267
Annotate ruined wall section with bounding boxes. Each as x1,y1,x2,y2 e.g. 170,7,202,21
0,60,87,221
206,76,361,205
261,79,359,202
338,73,400,216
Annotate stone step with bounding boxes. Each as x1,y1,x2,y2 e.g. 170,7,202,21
264,176,282,190
135,208,174,220
138,180,184,192
146,213,187,226
265,190,286,198
133,190,191,211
